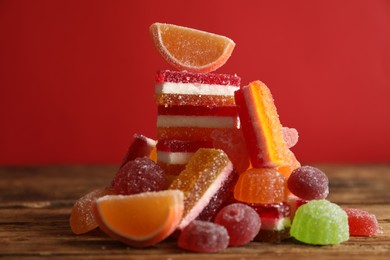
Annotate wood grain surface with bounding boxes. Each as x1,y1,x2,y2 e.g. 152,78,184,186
1,164,389,259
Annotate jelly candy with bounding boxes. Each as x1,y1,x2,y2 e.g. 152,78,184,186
234,81,293,168
169,148,233,229
177,220,229,253
250,202,291,242
157,139,213,176
196,169,238,221
112,157,166,195
120,134,157,168
286,194,308,218
155,70,240,107
150,23,235,73
95,190,184,248
290,200,349,245
211,128,250,173
287,166,329,200
344,208,380,237
70,187,116,235
282,127,299,148
234,168,288,204
214,203,261,246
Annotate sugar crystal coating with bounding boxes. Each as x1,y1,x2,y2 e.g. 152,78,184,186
169,148,233,229
345,208,380,237
282,127,299,148
234,168,288,204
120,134,157,168
290,200,349,245
112,157,166,195
177,220,229,253
70,187,116,235
214,203,261,246
156,70,240,86
287,166,329,200
196,169,238,222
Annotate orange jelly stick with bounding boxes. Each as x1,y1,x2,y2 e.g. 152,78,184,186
234,81,292,168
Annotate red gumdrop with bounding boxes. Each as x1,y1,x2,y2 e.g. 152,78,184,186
177,220,229,253
345,208,380,237
112,157,166,195
214,203,261,246
287,165,329,200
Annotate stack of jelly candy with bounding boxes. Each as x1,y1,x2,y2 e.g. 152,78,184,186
69,23,381,253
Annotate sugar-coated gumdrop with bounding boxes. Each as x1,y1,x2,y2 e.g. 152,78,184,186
287,165,329,200
169,148,233,229
177,220,229,253
290,200,349,245
196,169,238,222
344,208,380,237
234,168,288,204
112,157,166,195
70,187,116,234
214,203,261,246
211,129,250,173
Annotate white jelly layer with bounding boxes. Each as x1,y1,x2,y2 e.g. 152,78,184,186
261,217,291,231
157,151,194,164
155,82,239,96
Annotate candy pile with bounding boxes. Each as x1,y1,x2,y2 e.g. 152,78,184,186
69,23,381,252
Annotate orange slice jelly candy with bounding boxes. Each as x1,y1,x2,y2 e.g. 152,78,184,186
95,190,184,248
70,187,116,235
150,23,235,73
234,81,295,170
234,168,288,204
169,148,233,230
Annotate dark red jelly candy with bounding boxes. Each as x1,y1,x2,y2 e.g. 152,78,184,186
196,169,238,222
177,220,229,253
345,208,380,237
112,157,165,195
287,165,329,200
214,203,261,246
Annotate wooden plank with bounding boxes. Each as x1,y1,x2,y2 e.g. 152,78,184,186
1,165,389,259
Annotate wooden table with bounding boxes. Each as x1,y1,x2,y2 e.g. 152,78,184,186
1,164,389,259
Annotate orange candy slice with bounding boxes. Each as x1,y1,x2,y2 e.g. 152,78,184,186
150,23,235,73
234,168,288,204
95,190,184,248
70,187,116,235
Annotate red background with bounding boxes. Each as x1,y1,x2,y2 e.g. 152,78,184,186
1,0,389,165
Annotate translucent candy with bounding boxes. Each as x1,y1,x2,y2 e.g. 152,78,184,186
287,166,329,200
157,139,213,176
344,208,380,237
177,220,229,253
290,200,349,245
70,187,116,235
282,127,299,148
155,70,240,107
249,202,291,242
211,128,250,173
234,81,293,168
214,203,261,246
234,168,288,204
156,70,241,86
120,134,157,168
169,148,233,229
196,169,238,222
157,127,236,142
112,157,166,195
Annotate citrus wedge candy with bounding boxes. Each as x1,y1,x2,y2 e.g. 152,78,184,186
95,190,184,248
150,22,235,73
